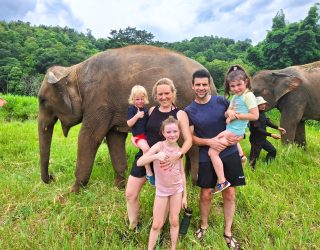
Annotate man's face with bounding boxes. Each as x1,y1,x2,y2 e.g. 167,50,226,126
192,77,210,100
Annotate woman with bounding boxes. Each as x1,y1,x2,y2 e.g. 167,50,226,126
125,78,192,230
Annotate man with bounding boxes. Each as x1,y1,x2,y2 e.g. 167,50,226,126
249,96,286,169
185,69,244,249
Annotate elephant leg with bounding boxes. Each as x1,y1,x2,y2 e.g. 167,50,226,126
294,120,306,148
71,126,105,192
186,145,199,186
279,109,301,144
278,95,306,145
106,130,128,190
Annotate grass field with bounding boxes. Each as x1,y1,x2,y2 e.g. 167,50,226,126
0,113,320,249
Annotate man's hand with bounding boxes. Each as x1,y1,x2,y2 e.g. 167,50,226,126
208,137,228,151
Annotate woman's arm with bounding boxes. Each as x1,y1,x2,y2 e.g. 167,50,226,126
165,110,192,164
136,142,165,166
177,110,193,155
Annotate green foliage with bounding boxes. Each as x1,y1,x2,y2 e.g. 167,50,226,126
272,9,286,30
0,94,38,121
0,21,99,96
248,3,320,70
0,118,319,249
108,26,155,48
0,3,319,97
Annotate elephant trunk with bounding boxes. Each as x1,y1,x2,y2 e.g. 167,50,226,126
38,112,57,183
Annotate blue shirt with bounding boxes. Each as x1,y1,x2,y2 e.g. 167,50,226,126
127,105,148,136
185,96,238,163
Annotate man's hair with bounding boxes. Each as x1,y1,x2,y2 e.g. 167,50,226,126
192,69,211,85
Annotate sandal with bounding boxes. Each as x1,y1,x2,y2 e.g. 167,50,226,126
195,226,207,240
223,234,240,249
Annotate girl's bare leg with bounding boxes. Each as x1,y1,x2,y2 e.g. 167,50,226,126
148,196,168,250
168,192,183,250
208,147,226,184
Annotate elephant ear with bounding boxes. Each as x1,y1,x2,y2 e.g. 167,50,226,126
47,70,73,113
273,73,302,102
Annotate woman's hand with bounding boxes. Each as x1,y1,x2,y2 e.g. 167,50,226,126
159,151,181,170
131,136,138,147
166,151,181,165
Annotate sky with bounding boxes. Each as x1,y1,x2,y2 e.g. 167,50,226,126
1,0,318,45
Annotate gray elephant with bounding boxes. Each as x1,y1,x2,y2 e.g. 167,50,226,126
251,61,320,146
38,45,216,192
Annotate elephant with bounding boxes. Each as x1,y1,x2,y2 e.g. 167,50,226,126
251,61,320,146
38,45,216,192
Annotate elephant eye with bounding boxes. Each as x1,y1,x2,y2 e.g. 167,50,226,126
39,96,46,104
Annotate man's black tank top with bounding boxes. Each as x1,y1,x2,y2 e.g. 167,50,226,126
146,106,179,147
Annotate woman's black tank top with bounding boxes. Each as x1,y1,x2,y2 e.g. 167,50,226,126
146,106,179,147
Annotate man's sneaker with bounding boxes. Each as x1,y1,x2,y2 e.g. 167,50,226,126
240,155,247,166
212,181,231,194
146,175,155,186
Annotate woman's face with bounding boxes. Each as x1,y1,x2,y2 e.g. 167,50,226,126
156,84,174,108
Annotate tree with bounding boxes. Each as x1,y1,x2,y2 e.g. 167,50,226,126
107,27,155,47
8,66,23,94
272,9,286,30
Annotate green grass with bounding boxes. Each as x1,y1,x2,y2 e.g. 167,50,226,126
0,94,38,121
0,116,320,249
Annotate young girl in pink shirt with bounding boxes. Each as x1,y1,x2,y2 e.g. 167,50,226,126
137,116,187,250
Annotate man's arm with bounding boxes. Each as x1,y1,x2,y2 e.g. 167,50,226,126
190,125,228,151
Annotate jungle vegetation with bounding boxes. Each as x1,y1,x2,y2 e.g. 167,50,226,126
0,3,319,95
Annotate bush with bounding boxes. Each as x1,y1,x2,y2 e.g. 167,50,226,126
0,94,38,121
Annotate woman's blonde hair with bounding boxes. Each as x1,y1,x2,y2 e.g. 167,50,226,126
152,78,177,105
128,85,149,105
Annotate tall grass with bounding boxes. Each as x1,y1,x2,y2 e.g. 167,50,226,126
0,95,38,121
0,98,319,249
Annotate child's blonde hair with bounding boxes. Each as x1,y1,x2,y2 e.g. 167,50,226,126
128,85,149,105
160,116,180,134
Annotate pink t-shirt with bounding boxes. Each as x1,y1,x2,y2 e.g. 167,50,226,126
153,141,183,196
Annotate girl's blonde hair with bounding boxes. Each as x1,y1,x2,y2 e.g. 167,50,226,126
152,78,177,105
128,85,149,105
160,116,180,134
223,65,252,98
